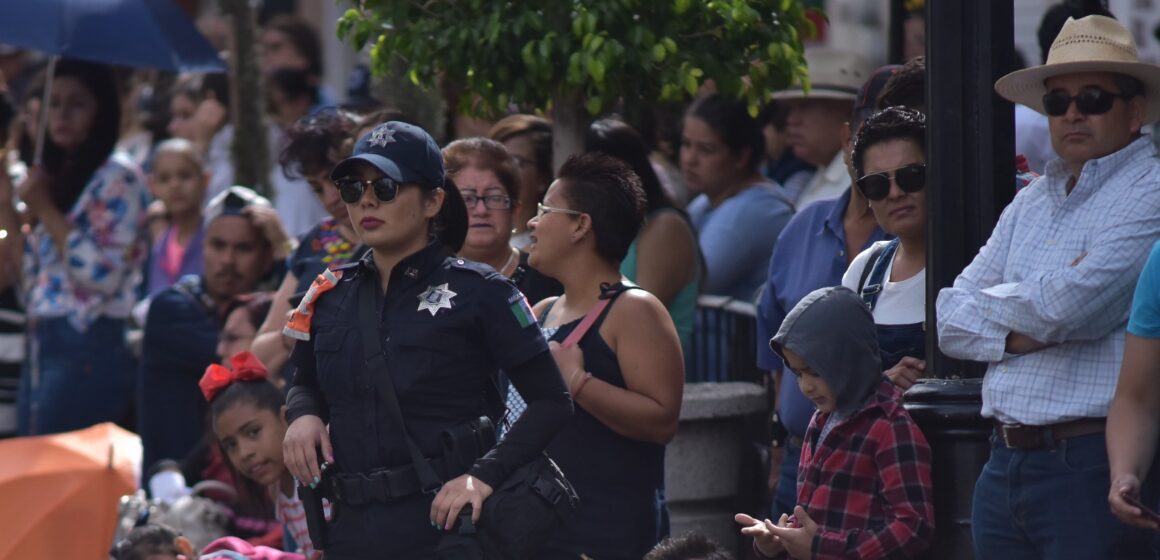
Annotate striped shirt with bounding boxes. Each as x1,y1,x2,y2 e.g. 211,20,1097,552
937,136,1160,425
0,288,23,438
275,489,328,560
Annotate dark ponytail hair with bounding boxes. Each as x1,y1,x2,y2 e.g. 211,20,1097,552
434,173,468,253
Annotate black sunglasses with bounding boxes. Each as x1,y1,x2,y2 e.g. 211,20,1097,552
1042,86,1134,117
335,177,400,204
856,163,926,201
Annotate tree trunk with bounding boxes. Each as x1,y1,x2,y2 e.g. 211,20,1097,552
220,0,271,199
550,92,589,175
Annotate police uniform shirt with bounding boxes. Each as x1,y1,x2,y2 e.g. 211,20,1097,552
286,240,564,487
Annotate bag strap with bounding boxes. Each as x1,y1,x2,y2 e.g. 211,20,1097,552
357,276,443,494
857,238,900,312
560,282,638,348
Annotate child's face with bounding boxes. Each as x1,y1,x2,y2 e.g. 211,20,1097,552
149,151,207,220
214,400,288,488
217,307,257,363
783,347,837,413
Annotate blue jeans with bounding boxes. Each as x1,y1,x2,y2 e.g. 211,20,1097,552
772,437,802,518
972,432,1158,560
17,316,135,435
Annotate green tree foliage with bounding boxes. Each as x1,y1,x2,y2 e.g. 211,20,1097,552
338,0,814,120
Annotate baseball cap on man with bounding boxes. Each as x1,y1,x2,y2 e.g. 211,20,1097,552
203,185,271,227
330,121,445,188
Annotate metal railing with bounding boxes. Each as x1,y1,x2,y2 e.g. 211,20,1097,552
685,295,765,385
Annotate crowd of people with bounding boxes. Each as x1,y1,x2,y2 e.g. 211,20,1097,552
6,2,1160,560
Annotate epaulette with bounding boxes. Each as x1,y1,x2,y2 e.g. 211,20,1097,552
283,268,345,341
447,256,496,278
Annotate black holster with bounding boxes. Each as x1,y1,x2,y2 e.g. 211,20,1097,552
298,478,331,550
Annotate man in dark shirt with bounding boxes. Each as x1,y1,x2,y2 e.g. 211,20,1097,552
138,186,283,473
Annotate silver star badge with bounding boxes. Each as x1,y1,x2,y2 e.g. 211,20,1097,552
367,125,397,148
417,283,457,316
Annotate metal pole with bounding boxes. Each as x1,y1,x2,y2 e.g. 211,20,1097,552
906,1,1016,558
33,56,58,167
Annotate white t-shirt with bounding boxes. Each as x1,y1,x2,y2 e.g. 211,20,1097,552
841,241,926,325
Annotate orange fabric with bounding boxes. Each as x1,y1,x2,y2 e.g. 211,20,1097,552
0,423,139,560
283,268,343,342
199,351,270,402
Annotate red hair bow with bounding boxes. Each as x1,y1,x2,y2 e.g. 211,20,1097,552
199,351,270,402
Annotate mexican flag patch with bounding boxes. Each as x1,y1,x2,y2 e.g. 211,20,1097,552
508,292,536,328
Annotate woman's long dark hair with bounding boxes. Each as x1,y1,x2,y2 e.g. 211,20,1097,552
585,118,674,215
28,60,122,213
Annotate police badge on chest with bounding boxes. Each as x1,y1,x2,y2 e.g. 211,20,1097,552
417,283,457,316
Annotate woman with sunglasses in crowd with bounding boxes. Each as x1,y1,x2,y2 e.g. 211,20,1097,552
281,121,571,558
442,137,562,305
841,107,929,390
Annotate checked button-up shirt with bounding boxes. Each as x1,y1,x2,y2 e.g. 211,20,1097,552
937,136,1160,425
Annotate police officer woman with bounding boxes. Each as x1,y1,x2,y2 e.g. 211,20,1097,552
281,121,572,558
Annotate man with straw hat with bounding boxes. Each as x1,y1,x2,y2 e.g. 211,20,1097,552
774,48,875,210
936,15,1160,558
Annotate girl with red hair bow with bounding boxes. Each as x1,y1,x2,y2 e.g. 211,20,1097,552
201,352,325,559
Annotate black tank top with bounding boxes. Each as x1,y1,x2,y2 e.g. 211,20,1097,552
539,285,665,559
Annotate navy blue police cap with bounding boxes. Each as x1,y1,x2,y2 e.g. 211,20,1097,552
330,121,445,189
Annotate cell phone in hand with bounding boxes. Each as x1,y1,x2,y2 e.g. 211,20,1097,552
1122,493,1160,526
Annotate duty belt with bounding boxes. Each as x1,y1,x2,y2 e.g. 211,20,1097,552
330,456,456,506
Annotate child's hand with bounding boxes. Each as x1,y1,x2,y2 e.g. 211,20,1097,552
768,506,819,559
735,512,786,557
283,414,333,488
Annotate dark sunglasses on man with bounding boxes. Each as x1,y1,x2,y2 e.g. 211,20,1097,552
856,163,926,202
335,176,401,204
1042,86,1136,117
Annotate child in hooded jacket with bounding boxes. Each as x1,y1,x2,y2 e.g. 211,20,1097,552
736,286,935,560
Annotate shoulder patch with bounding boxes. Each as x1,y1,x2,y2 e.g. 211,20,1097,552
283,268,344,341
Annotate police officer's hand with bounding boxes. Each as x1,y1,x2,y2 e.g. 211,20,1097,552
283,414,333,488
430,474,493,530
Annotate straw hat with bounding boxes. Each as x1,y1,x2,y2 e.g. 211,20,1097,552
995,15,1160,123
773,48,876,102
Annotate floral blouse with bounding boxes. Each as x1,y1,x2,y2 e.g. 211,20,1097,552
24,153,150,331
289,217,364,293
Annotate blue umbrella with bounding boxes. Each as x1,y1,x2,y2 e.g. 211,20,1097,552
0,0,225,73
0,0,227,162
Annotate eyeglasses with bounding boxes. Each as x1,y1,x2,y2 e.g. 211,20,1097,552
335,176,400,204
462,193,512,210
856,163,926,201
1042,86,1134,117
536,202,582,219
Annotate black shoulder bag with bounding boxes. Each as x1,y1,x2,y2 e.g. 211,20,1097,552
356,276,578,560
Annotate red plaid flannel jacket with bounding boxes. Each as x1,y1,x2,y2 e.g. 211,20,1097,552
791,379,935,559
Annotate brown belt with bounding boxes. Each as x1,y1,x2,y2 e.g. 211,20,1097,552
994,418,1106,450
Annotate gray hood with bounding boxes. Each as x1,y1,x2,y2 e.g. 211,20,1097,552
770,286,882,416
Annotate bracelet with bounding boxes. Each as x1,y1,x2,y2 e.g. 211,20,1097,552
572,370,594,398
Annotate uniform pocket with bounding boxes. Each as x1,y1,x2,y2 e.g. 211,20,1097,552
313,327,356,394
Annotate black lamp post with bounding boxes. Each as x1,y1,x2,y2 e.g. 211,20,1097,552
906,2,1016,559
